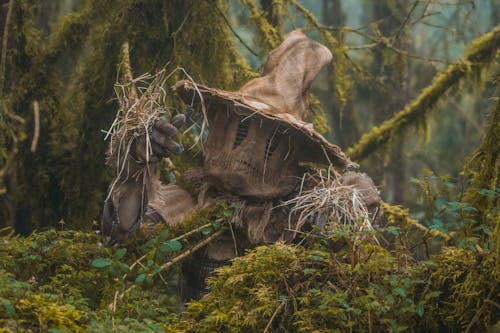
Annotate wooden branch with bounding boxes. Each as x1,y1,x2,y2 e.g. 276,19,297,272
170,222,213,242
215,5,258,57
30,101,40,152
347,25,500,161
159,229,225,272
0,0,13,93
263,300,286,333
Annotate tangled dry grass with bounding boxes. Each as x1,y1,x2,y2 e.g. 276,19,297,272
104,69,172,193
281,167,376,236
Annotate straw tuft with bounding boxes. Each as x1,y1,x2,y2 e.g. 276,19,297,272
281,167,376,236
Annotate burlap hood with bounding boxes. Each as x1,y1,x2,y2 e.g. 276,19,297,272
173,30,355,169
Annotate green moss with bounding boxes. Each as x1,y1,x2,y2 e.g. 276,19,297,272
240,0,281,51
421,248,499,332
461,98,500,236
1,0,255,231
170,240,431,332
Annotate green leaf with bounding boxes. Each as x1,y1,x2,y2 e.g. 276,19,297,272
92,258,111,268
443,182,454,189
394,287,407,297
223,209,233,217
135,273,146,284
149,323,166,333
479,188,497,197
114,248,127,260
201,227,213,236
387,226,399,235
1,298,15,315
429,218,443,230
163,240,182,252
416,304,424,317
409,177,421,185
157,229,170,242
303,268,317,275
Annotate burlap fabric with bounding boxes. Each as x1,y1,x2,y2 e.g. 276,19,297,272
174,30,355,169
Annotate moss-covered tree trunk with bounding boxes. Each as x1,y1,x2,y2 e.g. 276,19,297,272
0,0,252,232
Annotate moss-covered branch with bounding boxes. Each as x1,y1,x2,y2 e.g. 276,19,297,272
382,201,453,243
347,25,500,161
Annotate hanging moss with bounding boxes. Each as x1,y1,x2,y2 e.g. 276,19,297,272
240,0,281,51
347,25,500,162
287,0,352,111
0,0,256,231
461,98,500,235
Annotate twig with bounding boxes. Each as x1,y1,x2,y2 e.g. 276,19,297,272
0,0,13,93
119,229,225,299
263,300,286,333
124,222,216,275
119,41,136,100
30,101,40,152
394,1,419,41
215,5,258,57
464,288,494,333
228,221,239,256
159,229,224,272
170,222,213,242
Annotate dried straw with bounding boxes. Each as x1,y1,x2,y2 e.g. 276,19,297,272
104,69,173,198
281,166,375,236
103,64,209,201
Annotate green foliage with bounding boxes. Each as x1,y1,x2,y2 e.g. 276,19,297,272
0,204,230,332
169,236,434,332
0,195,498,332
411,169,497,251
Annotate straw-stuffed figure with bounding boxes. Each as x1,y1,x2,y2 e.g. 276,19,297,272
102,30,382,300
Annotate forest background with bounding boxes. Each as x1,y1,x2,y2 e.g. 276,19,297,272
0,0,498,332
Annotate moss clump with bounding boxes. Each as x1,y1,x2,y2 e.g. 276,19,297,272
422,247,499,332
169,240,430,332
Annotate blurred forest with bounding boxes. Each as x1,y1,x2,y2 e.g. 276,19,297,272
0,0,499,332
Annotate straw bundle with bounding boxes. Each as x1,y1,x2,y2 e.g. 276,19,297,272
281,167,377,236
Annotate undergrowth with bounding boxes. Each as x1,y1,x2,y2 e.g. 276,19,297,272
0,180,498,332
